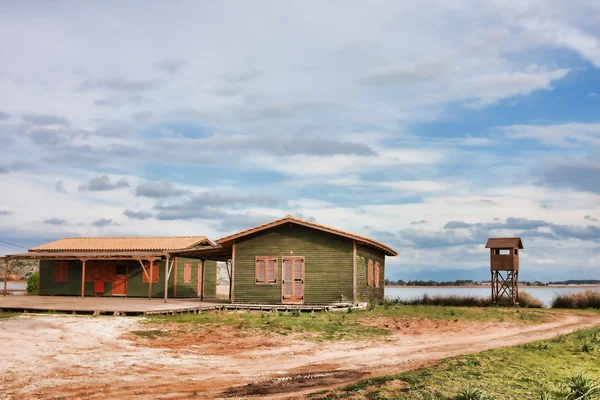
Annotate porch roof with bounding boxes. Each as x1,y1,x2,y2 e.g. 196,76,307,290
2,251,167,261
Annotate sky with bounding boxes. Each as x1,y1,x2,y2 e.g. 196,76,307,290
0,1,599,281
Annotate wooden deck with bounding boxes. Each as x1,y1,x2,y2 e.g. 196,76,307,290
0,296,224,315
0,296,351,315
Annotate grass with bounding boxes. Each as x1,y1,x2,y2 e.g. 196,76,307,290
312,325,600,399
144,305,551,341
130,329,170,339
384,292,544,309
552,291,600,309
0,312,20,319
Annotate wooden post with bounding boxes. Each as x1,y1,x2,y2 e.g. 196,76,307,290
231,244,236,304
148,260,153,300
81,259,86,298
3,258,8,296
353,240,357,304
200,259,205,301
164,254,169,303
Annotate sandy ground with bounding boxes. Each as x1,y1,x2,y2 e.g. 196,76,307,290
1,311,599,400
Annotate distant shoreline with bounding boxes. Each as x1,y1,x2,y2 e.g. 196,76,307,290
385,285,600,289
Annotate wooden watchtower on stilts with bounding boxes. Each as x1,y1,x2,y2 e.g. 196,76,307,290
485,238,523,305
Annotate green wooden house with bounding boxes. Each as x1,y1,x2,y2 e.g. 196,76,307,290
173,216,398,305
9,236,217,300
5,216,397,305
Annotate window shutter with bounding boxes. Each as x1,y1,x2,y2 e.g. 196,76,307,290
367,260,373,286
256,259,266,283
375,262,380,288
54,262,68,282
183,263,192,283
267,259,277,282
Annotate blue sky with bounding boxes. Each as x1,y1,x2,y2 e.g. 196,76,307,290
1,1,599,280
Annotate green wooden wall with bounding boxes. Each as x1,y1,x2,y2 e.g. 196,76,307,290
233,224,354,304
355,244,386,303
38,258,216,298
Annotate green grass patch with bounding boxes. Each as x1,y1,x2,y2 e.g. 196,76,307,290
313,326,600,399
0,312,20,319
130,329,170,339
144,305,552,341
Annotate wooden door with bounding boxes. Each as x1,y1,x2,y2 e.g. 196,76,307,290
282,257,304,303
112,264,127,295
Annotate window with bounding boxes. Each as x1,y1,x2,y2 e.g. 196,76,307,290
255,257,277,284
374,261,380,288
514,249,519,255
499,249,510,255
141,262,159,283
183,263,192,284
367,259,373,286
53,261,68,282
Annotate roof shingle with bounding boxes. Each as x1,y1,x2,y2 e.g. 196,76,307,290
29,236,211,252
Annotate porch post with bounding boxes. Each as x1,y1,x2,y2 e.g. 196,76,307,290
200,259,205,301
80,259,87,298
3,258,8,296
164,254,169,303
231,244,236,304
148,260,153,300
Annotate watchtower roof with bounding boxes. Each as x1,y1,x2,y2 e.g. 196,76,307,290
485,237,523,249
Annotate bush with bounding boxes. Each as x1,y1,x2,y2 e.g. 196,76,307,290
26,271,39,295
519,292,544,308
397,294,490,307
552,290,600,309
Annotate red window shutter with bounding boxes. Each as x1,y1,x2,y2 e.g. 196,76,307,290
183,263,192,283
367,260,373,286
54,262,68,282
375,262,380,288
256,259,266,283
267,259,277,282
153,264,159,283
142,262,159,283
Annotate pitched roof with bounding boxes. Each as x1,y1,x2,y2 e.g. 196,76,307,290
485,237,523,249
216,215,398,256
29,236,212,252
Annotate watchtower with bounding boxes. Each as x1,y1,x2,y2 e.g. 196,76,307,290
485,237,523,305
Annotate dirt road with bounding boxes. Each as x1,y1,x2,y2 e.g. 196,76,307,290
1,311,598,399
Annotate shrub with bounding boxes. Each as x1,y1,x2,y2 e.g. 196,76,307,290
398,294,491,307
290,309,301,317
26,271,39,295
519,292,544,308
552,290,600,309
565,373,600,400
455,387,490,400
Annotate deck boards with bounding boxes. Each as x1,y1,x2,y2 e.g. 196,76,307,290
0,296,350,315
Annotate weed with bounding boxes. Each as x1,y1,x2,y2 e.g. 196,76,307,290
564,372,600,400
347,307,354,314
581,341,596,353
552,290,600,309
291,309,301,318
552,334,566,343
455,387,490,400
539,391,553,400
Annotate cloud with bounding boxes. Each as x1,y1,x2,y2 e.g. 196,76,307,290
55,180,67,194
22,113,69,126
500,123,600,147
123,209,153,220
78,175,131,191
0,162,33,174
409,220,427,225
43,218,68,226
94,94,149,108
156,58,187,74
153,192,283,220
584,215,599,222
539,157,600,193
78,77,161,93
92,218,115,227
135,179,189,198
0,210,12,216
0,111,9,120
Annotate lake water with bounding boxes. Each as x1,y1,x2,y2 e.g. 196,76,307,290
385,286,596,308
3,282,27,295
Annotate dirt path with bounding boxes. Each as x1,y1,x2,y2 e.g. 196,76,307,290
1,311,598,400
